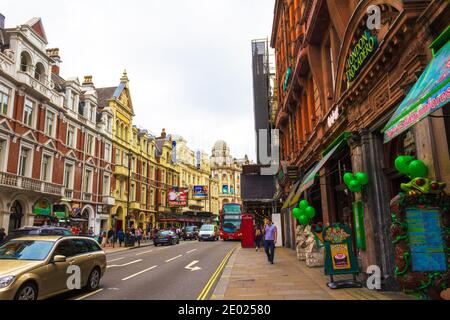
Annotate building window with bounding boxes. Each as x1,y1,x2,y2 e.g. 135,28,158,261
142,161,147,177
84,169,93,193
87,134,94,156
0,137,8,171
67,124,76,148
130,183,135,201
107,116,112,133
70,92,77,111
34,63,46,82
115,149,121,165
105,143,111,162
103,175,110,196
64,163,74,189
0,83,11,116
18,146,32,177
44,110,55,137
119,180,124,198
41,153,53,182
23,99,35,127
142,186,147,204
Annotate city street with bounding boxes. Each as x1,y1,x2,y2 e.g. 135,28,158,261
51,240,238,300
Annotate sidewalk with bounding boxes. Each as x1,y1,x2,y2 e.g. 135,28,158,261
102,241,153,255
211,246,414,300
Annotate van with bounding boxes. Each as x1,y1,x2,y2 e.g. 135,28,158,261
198,224,219,241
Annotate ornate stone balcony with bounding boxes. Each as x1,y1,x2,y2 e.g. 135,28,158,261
0,171,63,197
16,71,63,106
102,195,116,206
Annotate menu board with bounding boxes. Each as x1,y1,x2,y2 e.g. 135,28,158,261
406,208,447,272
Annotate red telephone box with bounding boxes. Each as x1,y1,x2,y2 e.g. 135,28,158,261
241,214,255,248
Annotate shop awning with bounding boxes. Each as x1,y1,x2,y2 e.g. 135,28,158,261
281,180,301,210
297,140,346,196
383,33,450,143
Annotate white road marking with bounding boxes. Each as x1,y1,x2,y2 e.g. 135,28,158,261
107,257,125,263
122,265,158,281
185,260,202,272
75,288,104,300
165,255,183,262
186,249,197,254
136,250,154,256
107,259,143,268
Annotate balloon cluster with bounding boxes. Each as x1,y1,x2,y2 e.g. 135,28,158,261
343,172,369,193
292,200,316,225
395,156,428,179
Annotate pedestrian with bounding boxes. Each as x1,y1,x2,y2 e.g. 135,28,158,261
88,227,94,237
263,217,278,264
101,231,108,248
0,228,6,243
107,228,115,248
254,224,263,252
117,229,125,247
136,227,143,246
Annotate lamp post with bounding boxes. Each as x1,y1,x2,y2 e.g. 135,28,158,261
126,149,133,230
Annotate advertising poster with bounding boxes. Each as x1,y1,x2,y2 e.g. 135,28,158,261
323,224,360,276
168,187,187,207
405,207,446,272
330,244,351,270
222,185,229,194
193,185,208,199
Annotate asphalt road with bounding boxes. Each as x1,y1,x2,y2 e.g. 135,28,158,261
51,239,238,300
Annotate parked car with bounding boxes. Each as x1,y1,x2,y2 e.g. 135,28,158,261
181,226,199,241
198,224,220,241
0,235,107,300
153,230,180,246
2,227,73,243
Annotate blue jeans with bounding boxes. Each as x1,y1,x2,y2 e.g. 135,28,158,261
264,240,275,263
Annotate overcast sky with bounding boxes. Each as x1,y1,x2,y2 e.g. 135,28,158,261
2,0,275,161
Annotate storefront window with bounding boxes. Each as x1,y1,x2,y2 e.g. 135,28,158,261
326,146,353,225
383,130,417,196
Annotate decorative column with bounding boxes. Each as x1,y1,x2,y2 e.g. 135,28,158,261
358,129,399,290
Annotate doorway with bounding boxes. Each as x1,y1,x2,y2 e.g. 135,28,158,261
9,201,24,232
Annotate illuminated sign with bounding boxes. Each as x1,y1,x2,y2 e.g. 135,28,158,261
345,30,378,87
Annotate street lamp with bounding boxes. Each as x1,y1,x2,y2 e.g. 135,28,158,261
126,149,133,230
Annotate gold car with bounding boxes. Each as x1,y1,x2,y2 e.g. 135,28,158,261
0,236,107,300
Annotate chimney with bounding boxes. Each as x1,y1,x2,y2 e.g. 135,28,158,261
46,48,61,75
83,75,93,85
161,128,167,139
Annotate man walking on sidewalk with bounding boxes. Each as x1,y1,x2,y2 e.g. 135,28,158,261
263,217,277,264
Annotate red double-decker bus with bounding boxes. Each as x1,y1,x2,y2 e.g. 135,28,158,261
220,203,243,241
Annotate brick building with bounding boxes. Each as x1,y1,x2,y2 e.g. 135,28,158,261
0,17,114,234
271,0,449,289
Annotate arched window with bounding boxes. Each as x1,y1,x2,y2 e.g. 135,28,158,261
34,62,46,82
20,51,32,73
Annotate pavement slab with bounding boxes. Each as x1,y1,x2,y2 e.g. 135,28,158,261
212,246,415,301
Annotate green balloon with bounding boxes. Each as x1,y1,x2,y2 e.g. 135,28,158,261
408,160,428,179
343,173,355,186
305,206,316,219
292,207,301,219
348,180,362,193
298,214,309,225
355,172,369,186
395,155,413,174
299,200,309,209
